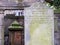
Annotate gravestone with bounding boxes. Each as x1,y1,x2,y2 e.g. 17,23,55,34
24,2,54,45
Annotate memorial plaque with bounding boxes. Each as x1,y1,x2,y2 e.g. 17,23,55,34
24,2,54,45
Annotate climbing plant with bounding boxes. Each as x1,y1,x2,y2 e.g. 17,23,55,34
45,0,60,9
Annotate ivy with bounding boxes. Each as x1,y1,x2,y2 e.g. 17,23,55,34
45,0,60,9
54,0,60,8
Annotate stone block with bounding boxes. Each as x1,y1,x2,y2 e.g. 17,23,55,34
0,14,4,26
0,26,4,40
0,40,2,45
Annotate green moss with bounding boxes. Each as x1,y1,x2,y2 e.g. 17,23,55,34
8,20,23,29
54,8,60,13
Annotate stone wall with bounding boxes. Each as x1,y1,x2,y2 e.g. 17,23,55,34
0,10,4,45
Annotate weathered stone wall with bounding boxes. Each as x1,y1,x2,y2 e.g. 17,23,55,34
0,2,54,45
0,10,4,45
54,14,60,45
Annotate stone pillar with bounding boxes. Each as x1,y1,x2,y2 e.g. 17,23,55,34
24,2,54,45
54,16,58,31
0,10,4,45
54,16,60,45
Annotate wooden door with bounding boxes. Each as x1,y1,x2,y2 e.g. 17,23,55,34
9,31,24,45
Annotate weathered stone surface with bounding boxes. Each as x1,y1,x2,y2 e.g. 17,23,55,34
0,26,4,45
0,13,4,26
24,2,54,45
0,26,4,39
0,40,2,45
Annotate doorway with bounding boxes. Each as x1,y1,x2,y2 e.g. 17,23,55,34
8,20,24,45
4,14,24,45
9,31,24,45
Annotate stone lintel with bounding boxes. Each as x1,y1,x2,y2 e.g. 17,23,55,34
0,5,30,10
